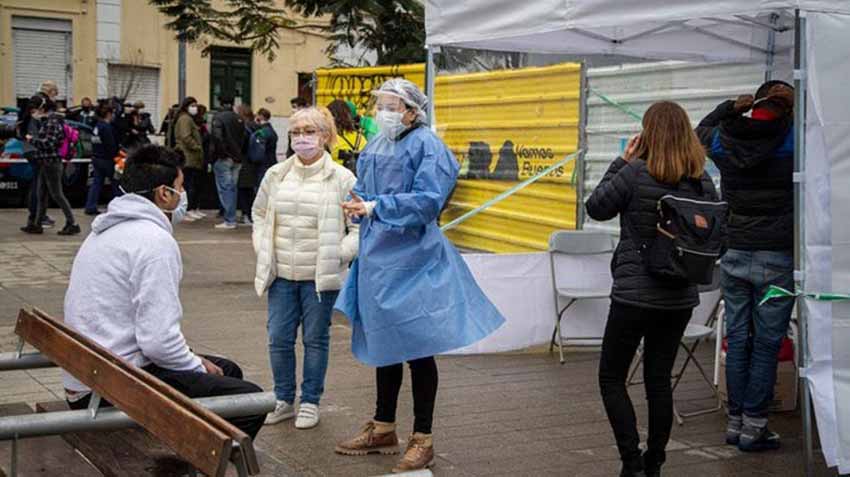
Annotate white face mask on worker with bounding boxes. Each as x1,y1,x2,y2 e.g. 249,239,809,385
376,110,406,138
188,106,198,116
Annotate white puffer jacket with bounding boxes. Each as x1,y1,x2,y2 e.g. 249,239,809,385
252,153,359,296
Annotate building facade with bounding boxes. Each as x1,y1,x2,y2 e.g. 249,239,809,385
0,0,329,125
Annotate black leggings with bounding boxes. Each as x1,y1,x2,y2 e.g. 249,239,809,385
183,167,202,211
598,302,691,466
374,356,438,434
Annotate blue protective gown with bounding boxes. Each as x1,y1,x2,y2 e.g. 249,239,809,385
334,125,505,367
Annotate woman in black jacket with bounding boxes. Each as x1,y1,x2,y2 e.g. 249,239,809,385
586,101,718,477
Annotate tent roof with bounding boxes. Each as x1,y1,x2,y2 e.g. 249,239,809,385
426,1,849,61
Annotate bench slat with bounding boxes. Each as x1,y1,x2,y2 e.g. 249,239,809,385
0,403,103,477
15,309,232,477
36,401,194,477
29,308,261,473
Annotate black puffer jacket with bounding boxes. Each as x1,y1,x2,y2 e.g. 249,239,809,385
586,158,718,310
696,100,794,251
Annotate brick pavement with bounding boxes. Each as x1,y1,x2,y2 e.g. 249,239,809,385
0,209,838,476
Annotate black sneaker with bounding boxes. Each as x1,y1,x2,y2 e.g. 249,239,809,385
20,224,44,234
84,209,102,216
726,415,743,445
642,450,664,477
41,216,56,228
58,224,81,236
738,426,781,452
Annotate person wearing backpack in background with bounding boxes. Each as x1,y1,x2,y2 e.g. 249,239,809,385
85,104,121,216
250,108,279,188
586,101,719,477
695,81,795,453
21,94,79,235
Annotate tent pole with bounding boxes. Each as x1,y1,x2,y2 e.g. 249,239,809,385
765,13,779,81
576,63,589,230
793,9,813,477
426,45,437,131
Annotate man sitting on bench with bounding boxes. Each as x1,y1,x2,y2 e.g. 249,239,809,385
62,144,266,439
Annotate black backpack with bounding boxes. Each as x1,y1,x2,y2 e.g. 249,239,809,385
632,184,729,285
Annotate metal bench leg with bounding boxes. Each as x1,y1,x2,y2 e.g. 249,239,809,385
10,433,18,477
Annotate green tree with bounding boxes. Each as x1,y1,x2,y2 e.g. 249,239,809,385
148,0,297,61
285,0,426,66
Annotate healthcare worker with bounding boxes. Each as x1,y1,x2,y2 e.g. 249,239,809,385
334,79,505,473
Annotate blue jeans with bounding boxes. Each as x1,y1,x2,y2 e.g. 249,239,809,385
85,160,114,213
213,158,241,224
267,278,339,405
722,249,795,419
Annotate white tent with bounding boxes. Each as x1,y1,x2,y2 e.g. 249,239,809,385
426,1,850,473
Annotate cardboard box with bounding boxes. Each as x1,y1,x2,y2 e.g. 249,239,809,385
717,348,799,413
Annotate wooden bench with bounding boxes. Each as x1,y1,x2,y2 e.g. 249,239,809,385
1,308,265,477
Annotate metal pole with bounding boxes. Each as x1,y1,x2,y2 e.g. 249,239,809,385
765,12,779,82
576,62,589,230
0,392,275,440
425,45,438,131
793,10,814,477
178,39,187,103
0,352,55,372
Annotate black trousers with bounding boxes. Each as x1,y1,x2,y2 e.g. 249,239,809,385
238,187,254,219
68,356,266,440
598,302,691,466
374,356,438,434
183,167,202,211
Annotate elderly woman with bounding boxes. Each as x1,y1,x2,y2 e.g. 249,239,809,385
334,79,505,473
252,107,359,429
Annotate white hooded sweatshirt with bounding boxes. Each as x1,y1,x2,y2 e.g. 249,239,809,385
62,194,203,393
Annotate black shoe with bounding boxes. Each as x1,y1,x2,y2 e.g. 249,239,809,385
20,224,44,234
643,450,664,477
738,426,781,452
84,209,102,216
41,216,55,228
620,458,646,477
58,224,81,236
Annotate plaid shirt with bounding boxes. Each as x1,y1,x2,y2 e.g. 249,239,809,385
30,113,65,163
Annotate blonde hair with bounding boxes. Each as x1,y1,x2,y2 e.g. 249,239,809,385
40,80,58,96
635,101,706,184
290,106,337,149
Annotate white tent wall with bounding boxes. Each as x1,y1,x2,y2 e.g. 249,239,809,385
805,11,850,473
583,61,767,236
426,0,850,473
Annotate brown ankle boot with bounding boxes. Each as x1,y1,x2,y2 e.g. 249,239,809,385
392,433,434,473
335,421,400,456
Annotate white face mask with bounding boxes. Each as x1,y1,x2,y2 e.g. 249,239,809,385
163,186,188,226
376,110,406,139
187,105,198,116
291,135,322,161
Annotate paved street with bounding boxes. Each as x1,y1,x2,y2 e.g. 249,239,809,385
0,208,838,476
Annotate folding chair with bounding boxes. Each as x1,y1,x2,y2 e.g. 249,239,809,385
548,230,615,364
627,267,723,425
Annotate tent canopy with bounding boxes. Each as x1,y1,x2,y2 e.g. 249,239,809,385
426,1,847,62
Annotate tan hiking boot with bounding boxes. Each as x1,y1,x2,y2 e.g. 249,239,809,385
335,421,400,456
392,433,434,473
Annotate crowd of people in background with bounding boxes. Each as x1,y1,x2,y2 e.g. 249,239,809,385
12,73,381,238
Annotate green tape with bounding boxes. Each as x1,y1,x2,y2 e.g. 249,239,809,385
759,284,850,306
590,88,643,121
441,151,580,232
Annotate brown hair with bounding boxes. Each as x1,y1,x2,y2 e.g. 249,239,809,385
327,99,357,133
634,101,705,184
